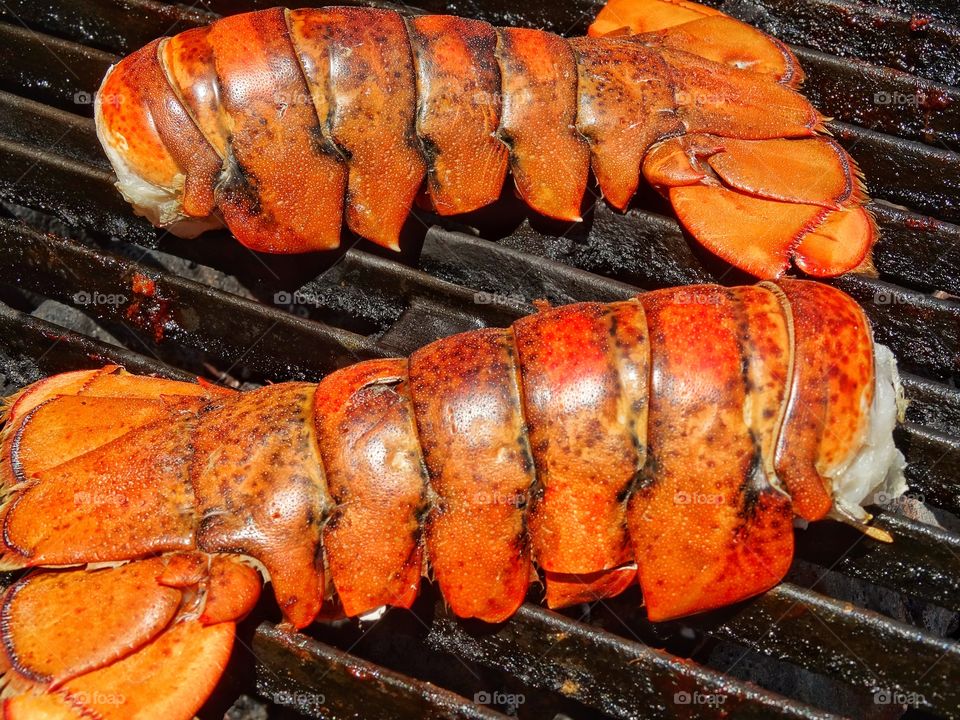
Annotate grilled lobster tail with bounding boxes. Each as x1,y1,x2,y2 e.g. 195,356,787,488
95,0,875,279
0,280,905,719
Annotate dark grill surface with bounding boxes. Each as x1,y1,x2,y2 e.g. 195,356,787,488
0,1,958,718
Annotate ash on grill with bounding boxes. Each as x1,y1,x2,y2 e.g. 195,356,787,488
0,1,958,719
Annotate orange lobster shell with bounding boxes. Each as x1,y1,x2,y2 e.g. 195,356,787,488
95,0,875,279
0,279,888,718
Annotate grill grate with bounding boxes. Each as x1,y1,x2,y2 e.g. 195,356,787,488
0,1,958,718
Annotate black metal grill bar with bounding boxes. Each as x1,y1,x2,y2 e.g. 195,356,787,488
0,220,388,380
593,581,960,717
425,602,840,720
864,0,959,24
798,46,959,150
2,119,959,375
868,204,960,295
900,372,960,434
893,422,960,517
829,120,960,222
253,623,511,720
0,21,112,115
0,298,190,386
0,136,157,245
0,0,215,56
4,211,960,421
795,509,960,612
0,91,105,170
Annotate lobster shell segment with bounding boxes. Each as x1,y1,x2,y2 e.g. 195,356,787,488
496,27,590,222
569,38,681,210
314,359,426,618
407,15,509,215
287,8,426,250
409,329,534,622
209,9,348,253
191,382,326,629
629,285,795,621
513,301,648,576
771,280,876,521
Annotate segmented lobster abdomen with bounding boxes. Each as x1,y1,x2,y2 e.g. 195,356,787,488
96,7,821,252
0,281,877,626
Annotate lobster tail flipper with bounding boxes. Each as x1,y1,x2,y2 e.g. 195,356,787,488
0,556,253,720
589,0,875,278
589,0,802,87
642,133,874,278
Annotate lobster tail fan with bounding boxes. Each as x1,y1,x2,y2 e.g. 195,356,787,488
793,207,878,277
589,0,804,87
0,558,245,720
642,134,874,278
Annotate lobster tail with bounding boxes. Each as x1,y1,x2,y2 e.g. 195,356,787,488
95,1,875,278
0,281,905,716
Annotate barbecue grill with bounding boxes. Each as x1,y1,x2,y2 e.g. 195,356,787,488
0,0,958,718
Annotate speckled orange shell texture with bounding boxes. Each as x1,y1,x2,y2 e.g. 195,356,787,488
96,6,874,278
0,281,875,626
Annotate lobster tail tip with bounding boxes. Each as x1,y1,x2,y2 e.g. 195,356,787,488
589,0,804,88
589,0,723,37
644,134,875,279
793,206,875,277
0,559,238,720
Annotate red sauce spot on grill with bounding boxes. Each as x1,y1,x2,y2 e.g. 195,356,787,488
131,272,156,297
126,273,171,343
